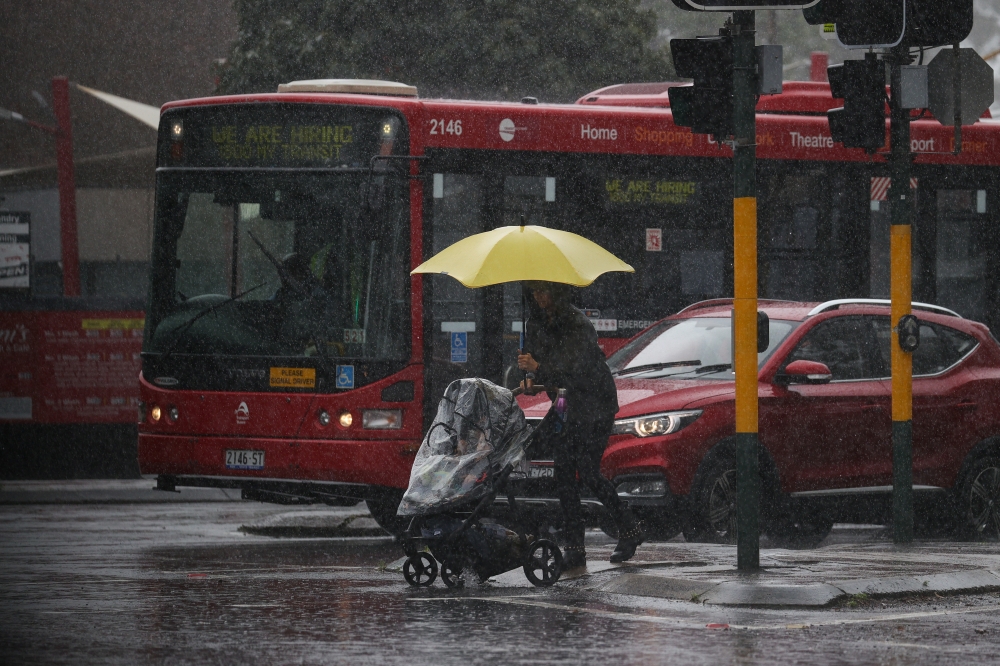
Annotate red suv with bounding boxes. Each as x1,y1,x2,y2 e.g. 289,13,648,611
518,299,1000,545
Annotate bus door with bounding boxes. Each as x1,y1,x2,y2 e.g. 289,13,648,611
423,163,558,406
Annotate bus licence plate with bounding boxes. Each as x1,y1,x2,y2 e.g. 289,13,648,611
225,449,265,470
528,465,554,479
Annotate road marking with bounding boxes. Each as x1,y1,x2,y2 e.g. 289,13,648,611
410,595,999,631
230,604,280,608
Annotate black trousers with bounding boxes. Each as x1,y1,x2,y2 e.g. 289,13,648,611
552,417,633,547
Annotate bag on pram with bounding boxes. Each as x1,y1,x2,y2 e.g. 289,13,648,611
396,378,563,588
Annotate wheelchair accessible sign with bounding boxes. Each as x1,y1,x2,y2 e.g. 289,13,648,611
335,365,355,389
450,332,468,364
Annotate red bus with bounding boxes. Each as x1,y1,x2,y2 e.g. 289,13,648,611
138,78,999,532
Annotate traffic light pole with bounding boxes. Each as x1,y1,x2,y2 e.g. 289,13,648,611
887,48,914,544
732,9,760,571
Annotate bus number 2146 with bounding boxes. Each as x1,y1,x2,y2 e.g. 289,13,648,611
429,119,462,136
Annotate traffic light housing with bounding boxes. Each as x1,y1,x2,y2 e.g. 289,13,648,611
827,54,885,152
668,35,734,137
804,0,972,49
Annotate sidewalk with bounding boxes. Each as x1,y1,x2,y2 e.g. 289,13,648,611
487,529,1000,607
4,480,998,608
0,477,242,503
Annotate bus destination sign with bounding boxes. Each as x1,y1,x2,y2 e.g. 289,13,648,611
159,104,406,168
211,124,354,163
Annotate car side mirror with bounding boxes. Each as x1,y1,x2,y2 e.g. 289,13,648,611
776,360,833,385
730,309,771,355
757,311,770,354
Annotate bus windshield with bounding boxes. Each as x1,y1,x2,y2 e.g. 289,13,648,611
145,169,410,371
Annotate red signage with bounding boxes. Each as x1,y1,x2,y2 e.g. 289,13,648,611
0,310,143,424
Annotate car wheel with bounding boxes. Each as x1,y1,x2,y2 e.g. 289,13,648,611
366,487,409,536
765,507,833,549
684,456,738,544
956,454,1000,540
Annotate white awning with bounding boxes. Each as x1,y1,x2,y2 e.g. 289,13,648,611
75,84,160,130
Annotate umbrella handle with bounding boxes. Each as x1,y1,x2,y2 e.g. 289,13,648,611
518,346,535,392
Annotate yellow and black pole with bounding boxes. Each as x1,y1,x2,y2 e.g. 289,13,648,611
732,9,760,571
888,47,914,544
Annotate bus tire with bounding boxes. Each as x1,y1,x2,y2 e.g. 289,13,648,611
366,487,408,536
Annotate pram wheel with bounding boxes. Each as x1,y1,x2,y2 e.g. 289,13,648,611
403,553,438,587
523,539,563,587
441,562,464,589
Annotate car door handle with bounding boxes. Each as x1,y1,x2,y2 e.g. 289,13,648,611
956,401,978,412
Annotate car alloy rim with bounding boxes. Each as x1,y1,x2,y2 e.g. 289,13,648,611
708,469,738,539
968,465,1000,538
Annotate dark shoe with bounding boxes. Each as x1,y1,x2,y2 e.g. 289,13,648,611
610,523,644,563
562,545,586,569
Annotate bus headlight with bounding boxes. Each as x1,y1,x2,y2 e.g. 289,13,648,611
150,405,162,422
613,410,701,438
339,411,353,428
363,409,402,429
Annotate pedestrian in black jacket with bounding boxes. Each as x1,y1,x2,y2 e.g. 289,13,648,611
517,281,644,566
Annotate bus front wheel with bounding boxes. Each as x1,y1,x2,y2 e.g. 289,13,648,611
366,487,408,536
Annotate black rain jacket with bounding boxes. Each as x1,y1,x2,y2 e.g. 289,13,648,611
526,302,619,427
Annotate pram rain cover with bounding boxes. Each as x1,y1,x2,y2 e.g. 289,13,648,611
397,378,530,516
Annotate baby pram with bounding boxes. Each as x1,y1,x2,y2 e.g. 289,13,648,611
397,378,563,588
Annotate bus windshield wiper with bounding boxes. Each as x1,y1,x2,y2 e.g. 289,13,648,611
156,281,267,368
613,360,701,377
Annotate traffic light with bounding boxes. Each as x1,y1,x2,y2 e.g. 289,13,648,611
804,0,972,49
827,54,885,152
668,35,734,137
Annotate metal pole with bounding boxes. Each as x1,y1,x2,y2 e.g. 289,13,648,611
52,76,80,297
888,48,914,544
732,9,760,571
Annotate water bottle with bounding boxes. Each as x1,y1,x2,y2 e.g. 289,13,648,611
553,388,568,434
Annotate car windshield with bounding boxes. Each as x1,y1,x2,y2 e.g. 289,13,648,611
607,316,798,379
145,169,409,363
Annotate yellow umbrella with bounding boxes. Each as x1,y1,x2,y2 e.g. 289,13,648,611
411,224,633,287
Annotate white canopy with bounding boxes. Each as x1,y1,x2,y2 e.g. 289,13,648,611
76,84,160,130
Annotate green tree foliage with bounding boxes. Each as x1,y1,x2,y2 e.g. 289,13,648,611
217,0,673,101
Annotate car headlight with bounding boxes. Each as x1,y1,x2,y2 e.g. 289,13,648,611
613,410,701,437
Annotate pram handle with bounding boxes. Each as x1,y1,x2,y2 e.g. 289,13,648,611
512,384,547,397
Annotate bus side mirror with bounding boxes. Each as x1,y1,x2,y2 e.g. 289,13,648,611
897,314,920,353
757,311,769,354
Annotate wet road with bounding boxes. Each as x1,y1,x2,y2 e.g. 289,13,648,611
2,502,999,665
